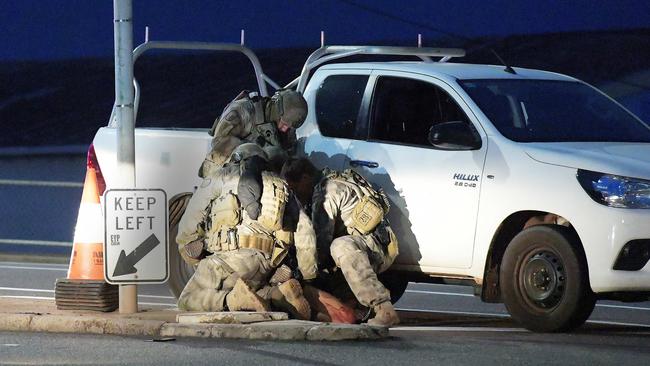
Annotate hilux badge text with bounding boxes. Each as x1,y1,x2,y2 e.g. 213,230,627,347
453,173,479,181
453,173,479,188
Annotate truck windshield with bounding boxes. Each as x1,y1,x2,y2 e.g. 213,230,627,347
459,79,650,142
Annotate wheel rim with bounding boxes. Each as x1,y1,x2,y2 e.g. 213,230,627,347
520,250,566,310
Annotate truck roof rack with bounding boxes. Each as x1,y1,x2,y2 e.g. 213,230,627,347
109,41,280,127
294,45,466,92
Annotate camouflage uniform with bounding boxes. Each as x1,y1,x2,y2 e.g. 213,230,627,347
311,173,398,309
201,91,303,177
177,162,317,312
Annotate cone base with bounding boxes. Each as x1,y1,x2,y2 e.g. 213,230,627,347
54,278,118,312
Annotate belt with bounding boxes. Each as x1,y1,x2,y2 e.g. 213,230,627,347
238,234,275,256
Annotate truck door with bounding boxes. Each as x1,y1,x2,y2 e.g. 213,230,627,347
344,72,488,270
298,70,372,170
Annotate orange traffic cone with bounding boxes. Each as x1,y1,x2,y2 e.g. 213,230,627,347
67,167,105,279
54,166,117,312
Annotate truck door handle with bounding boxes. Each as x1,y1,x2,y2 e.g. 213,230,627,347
350,160,379,168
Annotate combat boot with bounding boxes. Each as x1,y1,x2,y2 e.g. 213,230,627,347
270,279,311,320
226,278,270,312
367,301,399,327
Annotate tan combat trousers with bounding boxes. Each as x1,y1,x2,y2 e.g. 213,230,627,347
330,235,393,308
178,248,273,311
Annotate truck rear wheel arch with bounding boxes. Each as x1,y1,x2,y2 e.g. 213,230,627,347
480,211,586,303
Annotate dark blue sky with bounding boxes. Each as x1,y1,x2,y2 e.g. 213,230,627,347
2,0,650,61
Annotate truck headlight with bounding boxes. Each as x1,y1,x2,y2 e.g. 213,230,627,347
577,170,650,209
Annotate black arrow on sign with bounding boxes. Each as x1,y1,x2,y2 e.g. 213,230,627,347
113,233,161,277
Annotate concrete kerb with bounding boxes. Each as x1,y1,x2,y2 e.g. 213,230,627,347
159,320,387,341
0,299,388,341
0,313,166,337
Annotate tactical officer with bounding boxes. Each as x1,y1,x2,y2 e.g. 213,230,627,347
176,144,317,319
281,158,401,327
199,89,308,178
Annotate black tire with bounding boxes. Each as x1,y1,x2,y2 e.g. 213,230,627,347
167,193,196,299
500,225,595,332
379,272,409,304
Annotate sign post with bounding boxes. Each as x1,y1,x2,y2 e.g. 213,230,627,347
113,0,137,313
104,189,169,285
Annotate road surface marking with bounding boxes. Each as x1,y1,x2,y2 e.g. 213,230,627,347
0,287,53,293
135,294,176,300
396,307,510,318
391,326,526,332
0,264,67,272
587,319,650,328
0,179,82,188
0,239,72,247
597,304,650,311
406,289,473,297
0,287,175,300
2,344,20,347
0,261,66,267
0,295,172,306
138,302,175,306
404,289,650,311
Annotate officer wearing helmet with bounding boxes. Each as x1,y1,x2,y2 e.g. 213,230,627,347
199,89,308,177
176,143,318,319
281,158,401,327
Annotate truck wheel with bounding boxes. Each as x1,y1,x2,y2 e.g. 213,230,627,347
167,193,196,299
379,272,409,304
500,225,595,332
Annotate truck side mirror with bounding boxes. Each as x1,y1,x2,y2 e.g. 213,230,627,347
428,121,482,150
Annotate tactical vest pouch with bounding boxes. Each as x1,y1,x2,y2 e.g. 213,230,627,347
274,229,294,246
238,234,274,256
271,240,290,268
322,168,390,235
208,192,241,252
258,172,289,232
210,192,241,230
270,229,294,267
206,190,240,253
205,232,222,253
351,195,385,235
385,226,399,264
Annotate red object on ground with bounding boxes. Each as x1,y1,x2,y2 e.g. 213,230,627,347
303,285,357,324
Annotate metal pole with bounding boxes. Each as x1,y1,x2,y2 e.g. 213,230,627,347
113,0,138,314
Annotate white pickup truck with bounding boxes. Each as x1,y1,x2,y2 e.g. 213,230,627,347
92,41,650,332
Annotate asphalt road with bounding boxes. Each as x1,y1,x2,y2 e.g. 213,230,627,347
2,261,650,365
0,153,85,257
2,326,650,366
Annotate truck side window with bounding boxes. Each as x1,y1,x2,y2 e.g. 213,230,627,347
315,75,369,139
370,76,469,147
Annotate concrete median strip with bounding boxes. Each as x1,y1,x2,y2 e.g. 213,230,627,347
0,298,387,341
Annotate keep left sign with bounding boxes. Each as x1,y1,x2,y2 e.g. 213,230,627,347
104,189,168,284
